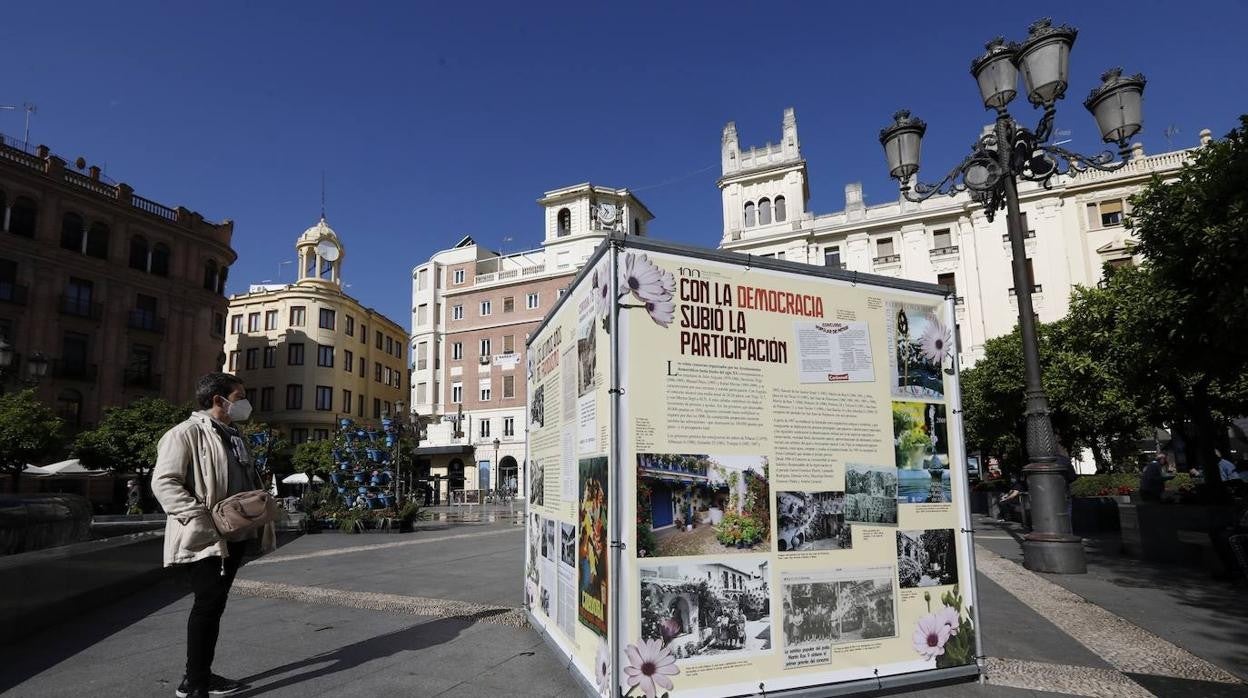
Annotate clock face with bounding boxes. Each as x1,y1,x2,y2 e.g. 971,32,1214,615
598,203,617,224
316,240,340,262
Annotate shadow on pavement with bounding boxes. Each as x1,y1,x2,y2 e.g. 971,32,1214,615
975,514,1248,679
234,608,509,696
1126,673,1248,697
0,575,190,693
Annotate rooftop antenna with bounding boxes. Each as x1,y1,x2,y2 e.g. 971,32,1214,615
18,103,36,147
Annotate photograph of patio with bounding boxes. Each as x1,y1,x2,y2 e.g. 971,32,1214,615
635,453,771,557
776,491,852,551
639,557,772,661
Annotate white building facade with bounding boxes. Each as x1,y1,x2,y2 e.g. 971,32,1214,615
410,184,652,501
718,108,1209,367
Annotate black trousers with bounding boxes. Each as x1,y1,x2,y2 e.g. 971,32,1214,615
185,541,248,686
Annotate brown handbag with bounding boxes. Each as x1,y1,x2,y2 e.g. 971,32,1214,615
211,490,279,541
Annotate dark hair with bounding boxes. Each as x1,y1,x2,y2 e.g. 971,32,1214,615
195,372,243,409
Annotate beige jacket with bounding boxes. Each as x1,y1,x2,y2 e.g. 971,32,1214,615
151,411,276,567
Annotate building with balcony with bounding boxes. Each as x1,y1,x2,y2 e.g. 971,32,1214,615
410,183,652,500
223,217,406,443
0,132,235,430
717,108,1208,367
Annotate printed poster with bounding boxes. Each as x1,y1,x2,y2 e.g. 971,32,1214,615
614,247,976,698
578,455,609,637
795,320,875,383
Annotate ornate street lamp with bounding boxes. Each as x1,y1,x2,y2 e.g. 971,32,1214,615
394,399,405,504
492,437,501,497
879,17,1145,574
26,352,49,386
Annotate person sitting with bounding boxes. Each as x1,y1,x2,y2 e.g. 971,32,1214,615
997,474,1026,523
1140,452,1176,502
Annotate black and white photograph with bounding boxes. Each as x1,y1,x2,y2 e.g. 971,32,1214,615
530,384,545,428
844,463,898,526
527,513,540,584
540,583,552,617
782,568,897,650
896,529,958,588
577,318,597,398
560,522,576,567
639,557,772,661
543,518,556,561
776,491,852,551
529,459,545,507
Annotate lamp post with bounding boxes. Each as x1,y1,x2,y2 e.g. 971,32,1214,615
393,399,405,505
879,18,1145,574
0,338,13,392
492,437,501,498
26,352,49,387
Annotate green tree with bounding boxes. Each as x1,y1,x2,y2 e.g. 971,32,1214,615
291,439,335,477
0,389,65,491
1121,115,1248,484
960,312,1147,473
73,397,191,477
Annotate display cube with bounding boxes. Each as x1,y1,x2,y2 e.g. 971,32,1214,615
525,235,981,697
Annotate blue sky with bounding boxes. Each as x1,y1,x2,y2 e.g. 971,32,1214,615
6,1,1245,331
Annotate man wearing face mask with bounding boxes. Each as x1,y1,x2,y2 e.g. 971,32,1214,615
152,372,275,698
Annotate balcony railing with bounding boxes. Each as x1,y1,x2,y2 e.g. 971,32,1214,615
123,371,162,390
1007,285,1044,296
59,296,103,320
127,310,166,334
52,360,98,382
929,245,959,256
0,282,28,305
873,254,901,265
131,194,178,222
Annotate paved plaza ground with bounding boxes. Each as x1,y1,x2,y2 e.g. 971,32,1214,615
1,506,1246,697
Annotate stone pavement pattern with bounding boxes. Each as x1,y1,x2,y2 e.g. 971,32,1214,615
1,508,1245,697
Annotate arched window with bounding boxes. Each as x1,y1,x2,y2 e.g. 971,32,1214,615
758,198,772,225
129,235,149,271
633,217,641,235
10,196,37,237
56,389,83,428
774,195,786,222
60,212,85,251
85,222,109,259
151,243,171,277
304,250,316,278
217,266,229,295
743,202,756,227
203,259,218,291
320,256,333,280
557,208,571,237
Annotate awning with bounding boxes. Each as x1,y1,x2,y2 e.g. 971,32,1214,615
414,444,477,456
42,459,110,476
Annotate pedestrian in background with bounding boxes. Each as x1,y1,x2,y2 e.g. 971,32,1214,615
1140,451,1176,502
1215,448,1240,482
152,372,275,698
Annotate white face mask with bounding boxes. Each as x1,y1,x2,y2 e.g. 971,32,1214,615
222,397,252,423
